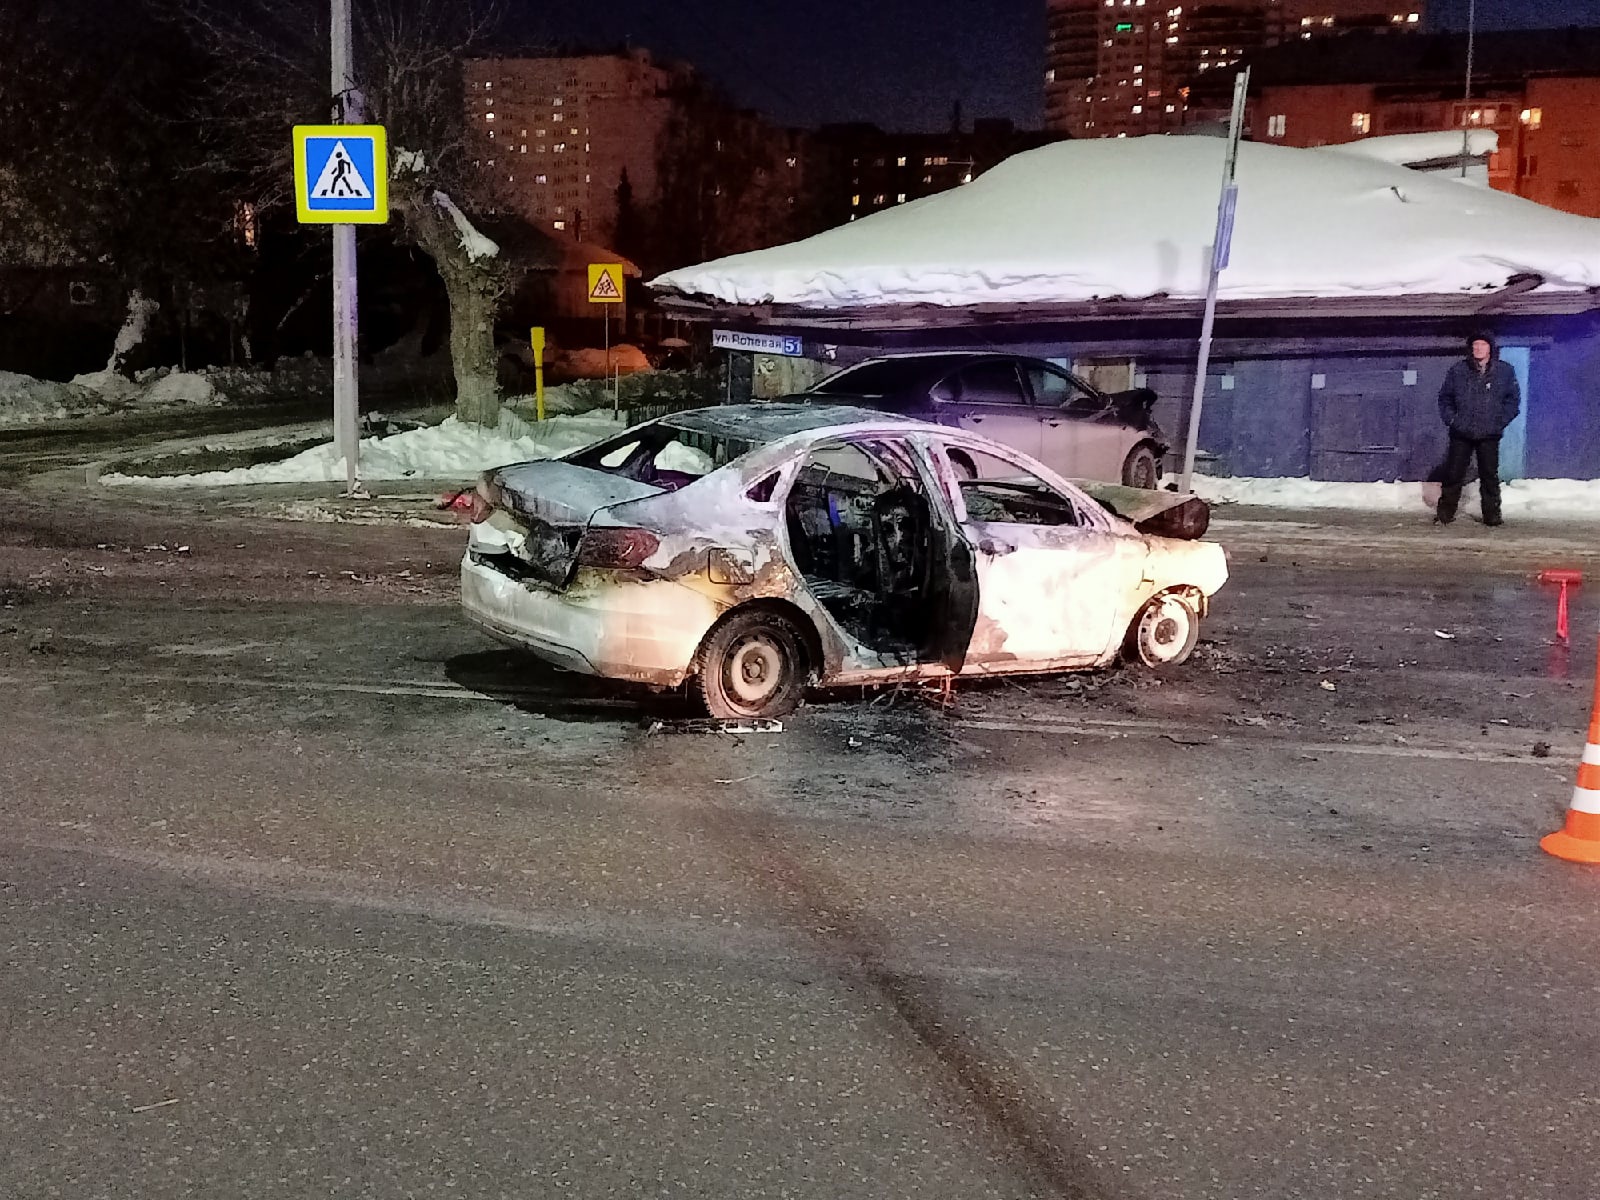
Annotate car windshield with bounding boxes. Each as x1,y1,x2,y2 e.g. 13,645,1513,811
566,420,757,491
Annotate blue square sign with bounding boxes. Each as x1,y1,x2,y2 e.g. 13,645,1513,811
293,125,389,224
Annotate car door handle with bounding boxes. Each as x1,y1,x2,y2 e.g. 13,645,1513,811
1045,420,1063,428
969,415,985,423
979,537,1015,556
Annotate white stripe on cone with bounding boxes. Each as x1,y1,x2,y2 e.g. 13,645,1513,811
1583,743,1600,767
1571,784,1600,815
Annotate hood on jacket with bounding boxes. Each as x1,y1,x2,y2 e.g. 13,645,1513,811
1466,330,1498,359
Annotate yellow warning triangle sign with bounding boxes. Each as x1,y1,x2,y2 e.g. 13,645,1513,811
587,263,625,304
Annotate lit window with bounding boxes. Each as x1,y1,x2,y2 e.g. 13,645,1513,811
961,171,973,183
485,112,495,120
1166,104,1177,113
554,97,563,106
554,143,566,152
485,81,492,90
896,155,907,166
1521,107,1543,129
1132,104,1143,114
1045,68,1056,83
786,156,798,167
1408,11,1419,21
851,194,861,206
553,219,566,229
487,130,495,139
570,127,579,135
1352,111,1372,134
535,174,548,184
1268,113,1287,138
874,193,886,204
520,145,526,153
537,129,546,136
896,192,907,203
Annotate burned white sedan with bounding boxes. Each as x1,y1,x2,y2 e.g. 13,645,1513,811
461,404,1227,719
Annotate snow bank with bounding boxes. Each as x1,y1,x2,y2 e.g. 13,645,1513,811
652,136,1600,308
0,372,89,425
1193,473,1600,520
103,410,624,487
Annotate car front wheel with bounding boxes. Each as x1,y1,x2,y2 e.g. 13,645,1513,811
696,609,809,719
1126,592,1200,668
1121,443,1161,489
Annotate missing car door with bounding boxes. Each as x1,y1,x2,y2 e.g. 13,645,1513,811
783,438,974,666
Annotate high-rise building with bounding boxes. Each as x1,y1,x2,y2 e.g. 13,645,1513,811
462,49,813,269
1249,28,1600,218
1045,0,1426,138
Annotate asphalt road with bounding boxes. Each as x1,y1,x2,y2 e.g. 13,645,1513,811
3,486,1599,1200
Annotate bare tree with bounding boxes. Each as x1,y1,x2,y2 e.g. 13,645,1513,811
181,0,512,425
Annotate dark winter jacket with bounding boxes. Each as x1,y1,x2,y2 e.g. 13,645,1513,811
1438,353,1520,439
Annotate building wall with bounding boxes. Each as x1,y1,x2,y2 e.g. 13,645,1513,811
803,314,1600,481
1045,0,1425,138
1253,76,1600,217
464,52,681,246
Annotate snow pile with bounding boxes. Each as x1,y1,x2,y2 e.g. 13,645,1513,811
1193,474,1600,520
0,372,89,424
652,135,1600,308
433,190,499,261
103,410,624,487
143,372,219,406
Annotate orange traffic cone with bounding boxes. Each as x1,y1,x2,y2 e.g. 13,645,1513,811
1542,637,1600,864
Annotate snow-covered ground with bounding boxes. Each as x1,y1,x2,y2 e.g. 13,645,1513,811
652,135,1600,309
1193,474,1600,521
103,410,624,487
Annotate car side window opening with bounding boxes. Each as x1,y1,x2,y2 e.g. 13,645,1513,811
933,361,1030,407
784,439,937,657
1025,363,1102,415
944,446,1080,528
571,422,753,491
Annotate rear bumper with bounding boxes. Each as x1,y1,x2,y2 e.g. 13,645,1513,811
460,553,719,687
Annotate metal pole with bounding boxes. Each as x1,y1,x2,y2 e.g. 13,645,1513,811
1179,68,1250,495
1460,0,1477,178
331,0,368,497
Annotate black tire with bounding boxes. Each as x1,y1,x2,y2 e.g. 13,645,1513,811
1121,443,1161,489
1125,591,1200,668
695,609,809,719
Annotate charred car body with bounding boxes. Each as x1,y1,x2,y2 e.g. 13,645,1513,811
801,353,1170,489
461,404,1227,719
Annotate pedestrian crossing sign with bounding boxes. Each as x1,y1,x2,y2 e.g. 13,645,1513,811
293,125,389,225
587,263,626,305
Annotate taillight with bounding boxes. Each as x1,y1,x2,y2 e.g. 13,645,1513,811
467,492,492,524
575,527,660,569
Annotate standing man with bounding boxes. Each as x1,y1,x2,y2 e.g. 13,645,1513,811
1436,332,1521,527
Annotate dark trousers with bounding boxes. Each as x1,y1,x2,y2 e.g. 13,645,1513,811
1437,433,1502,523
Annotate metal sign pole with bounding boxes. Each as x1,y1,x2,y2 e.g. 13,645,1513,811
331,0,368,498
1179,67,1250,495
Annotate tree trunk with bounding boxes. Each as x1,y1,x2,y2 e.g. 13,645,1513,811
395,182,509,428
439,261,500,427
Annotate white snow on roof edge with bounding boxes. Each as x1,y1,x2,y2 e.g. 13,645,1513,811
650,136,1600,310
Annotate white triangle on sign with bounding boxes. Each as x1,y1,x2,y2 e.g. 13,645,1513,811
311,141,373,200
590,271,622,300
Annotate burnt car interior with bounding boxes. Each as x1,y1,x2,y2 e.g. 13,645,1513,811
784,439,939,658
948,447,1082,527
570,423,755,492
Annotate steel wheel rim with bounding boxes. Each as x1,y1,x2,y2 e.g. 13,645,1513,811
725,634,786,706
1141,597,1191,662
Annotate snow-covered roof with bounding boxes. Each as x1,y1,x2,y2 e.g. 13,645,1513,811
650,135,1600,311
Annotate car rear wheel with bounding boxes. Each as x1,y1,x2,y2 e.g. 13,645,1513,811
1126,591,1200,668
696,609,809,719
1121,443,1161,490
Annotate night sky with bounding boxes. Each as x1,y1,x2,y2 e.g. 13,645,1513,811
515,0,1600,132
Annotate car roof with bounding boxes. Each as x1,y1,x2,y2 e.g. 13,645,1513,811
659,402,917,443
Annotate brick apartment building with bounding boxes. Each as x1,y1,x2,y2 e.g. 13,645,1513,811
1045,0,1425,138
462,49,813,270
1246,29,1600,217
813,118,1063,228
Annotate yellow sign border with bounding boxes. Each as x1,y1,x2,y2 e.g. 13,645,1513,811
587,263,627,305
293,125,389,225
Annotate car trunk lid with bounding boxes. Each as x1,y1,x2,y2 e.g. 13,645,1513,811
480,461,664,588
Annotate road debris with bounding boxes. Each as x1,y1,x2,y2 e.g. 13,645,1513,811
1320,680,1337,692
1433,630,1457,640
1532,741,1553,758
129,1098,180,1114
644,718,784,736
